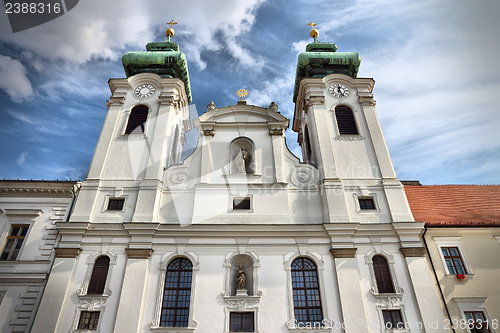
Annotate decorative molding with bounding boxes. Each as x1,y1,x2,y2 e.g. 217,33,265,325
0,186,74,198
358,93,376,106
158,95,178,107
55,248,81,258
305,95,325,109
222,294,261,311
330,248,357,258
269,128,284,136
125,248,153,259
203,129,215,137
106,94,126,107
400,247,426,257
334,134,365,141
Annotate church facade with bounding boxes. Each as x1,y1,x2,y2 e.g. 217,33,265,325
0,26,472,333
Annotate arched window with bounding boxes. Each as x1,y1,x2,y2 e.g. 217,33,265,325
161,257,193,327
87,256,110,295
125,105,149,134
373,255,395,293
335,105,358,135
291,257,323,324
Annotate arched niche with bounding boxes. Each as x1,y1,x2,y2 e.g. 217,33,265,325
230,254,254,296
230,137,255,174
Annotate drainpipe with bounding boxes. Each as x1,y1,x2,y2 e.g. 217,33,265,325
422,226,455,333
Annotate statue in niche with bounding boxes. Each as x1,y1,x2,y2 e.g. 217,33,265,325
234,147,250,174
236,263,246,289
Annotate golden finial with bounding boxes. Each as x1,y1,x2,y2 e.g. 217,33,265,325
166,20,178,41
236,89,248,100
236,89,248,104
307,21,319,41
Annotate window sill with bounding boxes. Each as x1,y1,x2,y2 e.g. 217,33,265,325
445,273,474,279
150,328,196,332
334,134,364,141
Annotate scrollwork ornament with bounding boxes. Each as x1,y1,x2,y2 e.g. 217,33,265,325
167,168,191,186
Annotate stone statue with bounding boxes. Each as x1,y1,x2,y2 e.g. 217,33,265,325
236,263,246,290
234,147,249,173
207,101,216,112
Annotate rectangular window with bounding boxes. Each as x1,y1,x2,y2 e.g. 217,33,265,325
382,310,404,330
464,311,491,333
233,197,251,210
1,225,29,261
230,312,255,332
441,247,466,274
107,198,125,211
359,198,375,210
77,311,100,330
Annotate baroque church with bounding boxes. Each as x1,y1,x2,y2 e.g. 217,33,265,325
1,22,499,333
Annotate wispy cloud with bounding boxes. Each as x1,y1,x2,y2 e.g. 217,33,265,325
0,55,33,102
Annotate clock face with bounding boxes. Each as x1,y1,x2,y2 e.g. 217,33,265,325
134,84,156,98
328,84,350,98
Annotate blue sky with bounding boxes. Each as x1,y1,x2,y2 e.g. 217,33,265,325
0,0,499,184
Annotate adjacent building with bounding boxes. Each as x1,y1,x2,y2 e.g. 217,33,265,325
405,183,500,333
0,180,78,333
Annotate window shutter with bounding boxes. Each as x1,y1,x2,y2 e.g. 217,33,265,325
335,106,358,135
373,255,395,293
87,256,110,295
125,105,149,134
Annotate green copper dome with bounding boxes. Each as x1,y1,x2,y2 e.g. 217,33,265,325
293,41,361,102
122,41,192,103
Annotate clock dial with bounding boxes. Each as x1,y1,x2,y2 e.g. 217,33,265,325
328,84,350,98
134,84,156,98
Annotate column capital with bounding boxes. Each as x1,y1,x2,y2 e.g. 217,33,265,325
330,248,357,258
125,248,154,259
54,247,81,258
400,247,426,257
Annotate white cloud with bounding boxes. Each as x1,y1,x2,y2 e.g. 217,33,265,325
16,152,28,165
0,55,33,102
0,0,266,69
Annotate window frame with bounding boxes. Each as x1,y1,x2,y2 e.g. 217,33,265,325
77,251,116,297
441,246,467,275
464,311,492,333
434,237,473,277
107,198,125,211
160,257,193,328
77,311,100,331
453,297,495,333
150,252,199,331
229,312,255,332
365,251,403,297
124,104,150,135
359,197,376,210
87,256,111,295
376,305,409,333
230,195,253,213
353,193,381,213
0,224,30,261
283,252,332,332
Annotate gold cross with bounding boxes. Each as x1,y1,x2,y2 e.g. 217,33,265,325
307,21,318,29
166,20,178,28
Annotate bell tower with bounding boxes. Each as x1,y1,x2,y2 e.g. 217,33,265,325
69,21,192,224
292,24,413,224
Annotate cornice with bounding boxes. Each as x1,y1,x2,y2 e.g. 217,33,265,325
0,181,77,198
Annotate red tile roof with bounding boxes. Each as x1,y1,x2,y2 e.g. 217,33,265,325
404,184,500,227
